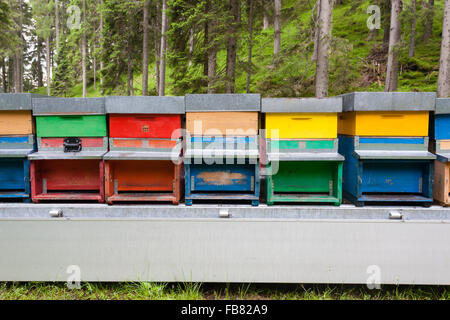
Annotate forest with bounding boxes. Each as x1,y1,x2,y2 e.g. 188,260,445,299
0,0,449,98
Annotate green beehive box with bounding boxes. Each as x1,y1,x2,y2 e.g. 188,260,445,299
33,98,106,137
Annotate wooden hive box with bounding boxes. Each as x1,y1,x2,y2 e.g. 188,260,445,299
262,98,344,205
433,98,450,206
0,94,45,202
29,98,107,203
337,92,437,206
338,92,435,137
184,94,261,206
104,96,184,204
338,136,436,207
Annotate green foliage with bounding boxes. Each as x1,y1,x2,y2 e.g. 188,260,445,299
25,0,446,96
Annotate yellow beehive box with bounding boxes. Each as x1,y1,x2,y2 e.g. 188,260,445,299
0,94,46,135
338,92,435,137
262,98,342,139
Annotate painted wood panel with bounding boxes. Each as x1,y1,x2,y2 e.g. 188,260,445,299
0,111,33,135
435,114,450,140
190,164,255,192
266,113,337,139
186,112,258,136
270,139,335,151
434,160,449,205
109,160,174,192
361,162,423,193
338,111,429,136
0,159,25,190
104,160,182,204
35,115,107,137
109,114,181,138
31,160,104,203
272,162,336,193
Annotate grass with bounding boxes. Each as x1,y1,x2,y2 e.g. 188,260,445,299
1,282,450,300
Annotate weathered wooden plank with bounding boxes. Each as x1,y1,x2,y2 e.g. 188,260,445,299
433,160,449,205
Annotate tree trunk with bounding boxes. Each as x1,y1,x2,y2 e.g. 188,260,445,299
225,0,240,93
385,0,402,92
142,0,150,96
273,0,281,65
154,1,161,93
423,0,435,42
312,0,320,61
207,19,217,93
159,0,168,96
314,0,333,98
37,37,44,87
100,0,104,87
55,0,60,50
15,0,23,93
82,0,87,97
382,0,391,51
188,27,194,67
46,36,51,95
61,0,66,35
263,1,269,30
203,0,209,78
437,0,450,97
8,57,13,93
1,58,7,93
409,0,416,57
246,0,254,93
127,7,134,96
93,42,97,91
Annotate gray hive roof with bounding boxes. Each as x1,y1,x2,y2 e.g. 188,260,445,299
0,93,47,111
185,94,261,112
105,96,185,114
261,97,342,113
340,92,436,112
33,97,105,115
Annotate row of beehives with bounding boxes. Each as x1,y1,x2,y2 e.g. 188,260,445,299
0,92,450,207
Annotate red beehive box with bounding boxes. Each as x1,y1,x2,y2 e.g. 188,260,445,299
30,98,107,203
104,96,184,204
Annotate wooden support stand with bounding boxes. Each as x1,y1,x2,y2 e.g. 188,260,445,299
105,160,182,205
30,159,105,203
185,161,260,206
0,158,31,202
266,161,342,206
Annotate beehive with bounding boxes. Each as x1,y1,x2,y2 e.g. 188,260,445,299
432,98,450,206
0,94,45,202
29,98,107,203
338,92,436,207
262,98,344,205
184,94,261,206
103,96,184,204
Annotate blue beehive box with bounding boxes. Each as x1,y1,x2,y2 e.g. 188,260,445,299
0,93,45,201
